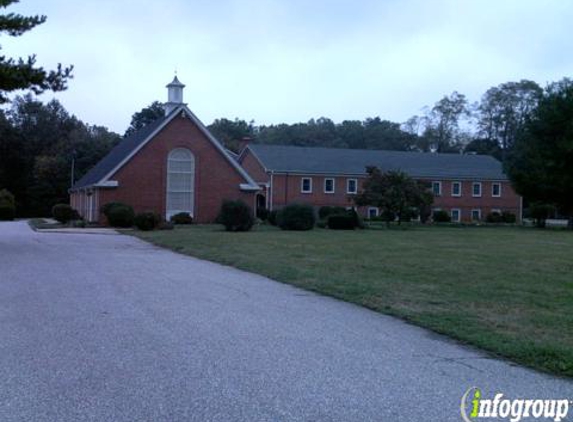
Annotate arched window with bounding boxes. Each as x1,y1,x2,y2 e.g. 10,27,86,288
167,148,195,219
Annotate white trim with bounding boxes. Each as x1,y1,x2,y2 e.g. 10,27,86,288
471,208,482,221
94,180,118,188
301,177,313,193
450,208,461,223
166,148,195,220
432,181,442,196
491,208,502,215
99,105,259,191
347,178,358,194
492,182,501,197
472,182,482,197
367,207,379,218
324,177,335,194
451,181,462,197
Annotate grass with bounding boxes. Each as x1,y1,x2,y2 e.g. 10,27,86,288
132,224,573,377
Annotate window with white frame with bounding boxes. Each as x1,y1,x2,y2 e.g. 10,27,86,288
167,148,195,219
492,183,501,197
491,208,501,215
471,209,481,221
347,178,358,194
368,207,379,219
432,181,442,196
301,177,312,193
324,178,335,194
451,208,461,223
472,182,482,197
451,181,462,197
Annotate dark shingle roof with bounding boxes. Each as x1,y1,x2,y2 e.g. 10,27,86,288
72,113,171,189
248,144,508,180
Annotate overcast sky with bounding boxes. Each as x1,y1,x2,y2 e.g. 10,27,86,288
2,0,573,133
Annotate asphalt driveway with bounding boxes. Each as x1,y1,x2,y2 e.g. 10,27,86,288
0,221,571,421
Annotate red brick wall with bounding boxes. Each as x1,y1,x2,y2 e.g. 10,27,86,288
239,149,269,183
429,180,520,222
267,173,521,221
82,114,256,224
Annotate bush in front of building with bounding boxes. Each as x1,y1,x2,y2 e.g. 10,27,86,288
501,211,516,224
52,204,80,224
134,212,162,231
216,200,254,232
486,211,503,223
0,189,16,221
102,202,135,228
277,203,315,231
432,210,451,223
267,210,278,226
318,206,347,220
327,214,356,230
170,212,193,225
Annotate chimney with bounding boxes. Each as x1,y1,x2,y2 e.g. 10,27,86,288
238,137,252,153
164,75,185,116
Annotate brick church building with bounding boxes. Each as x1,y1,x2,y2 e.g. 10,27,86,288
71,77,521,224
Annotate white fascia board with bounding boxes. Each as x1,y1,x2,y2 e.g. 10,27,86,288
239,183,261,191
181,105,260,190
99,109,182,184
94,180,118,188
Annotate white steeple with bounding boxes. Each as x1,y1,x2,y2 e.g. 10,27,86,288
164,75,185,115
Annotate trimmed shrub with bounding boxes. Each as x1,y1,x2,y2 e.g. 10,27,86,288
486,212,503,223
106,204,134,228
101,202,134,227
502,211,516,224
433,210,451,223
327,214,356,230
0,203,15,221
267,210,278,226
216,200,254,232
158,221,174,230
318,206,347,220
277,203,315,231
134,212,161,231
170,212,193,225
0,189,16,221
101,202,125,216
52,204,79,224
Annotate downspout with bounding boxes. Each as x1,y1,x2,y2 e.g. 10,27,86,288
284,173,289,205
269,171,274,211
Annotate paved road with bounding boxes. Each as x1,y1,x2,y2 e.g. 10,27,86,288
0,221,571,421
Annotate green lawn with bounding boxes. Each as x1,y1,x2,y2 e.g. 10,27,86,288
133,224,573,376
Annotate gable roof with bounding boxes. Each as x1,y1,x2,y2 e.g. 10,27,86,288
246,144,508,181
72,105,259,191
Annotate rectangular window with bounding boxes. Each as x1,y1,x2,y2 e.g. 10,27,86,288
492,183,501,197
324,178,335,194
301,177,312,193
471,209,481,221
491,208,501,215
432,181,442,196
472,182,482,197
451,181,462,197
368,207,379,219
451,208,461,223
347,178,358,194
